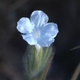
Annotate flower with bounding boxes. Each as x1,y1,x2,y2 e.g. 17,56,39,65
17,10,59,47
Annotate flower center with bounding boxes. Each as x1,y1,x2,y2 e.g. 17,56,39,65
33,30,40,39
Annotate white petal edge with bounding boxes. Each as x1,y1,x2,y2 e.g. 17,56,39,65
17,17,34,33
41,23,59,39
37,38,55,47
21,34,37,45
30,10,49,28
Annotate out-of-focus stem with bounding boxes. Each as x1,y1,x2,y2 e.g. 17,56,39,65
43,53,54,80
36,51,54,80
71,63,80,80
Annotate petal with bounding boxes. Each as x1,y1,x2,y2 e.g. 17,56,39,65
37,37,55,47
30,10,49,28
37,23,58,47
41,23,59,39
17,17,34,33
21,34,37,45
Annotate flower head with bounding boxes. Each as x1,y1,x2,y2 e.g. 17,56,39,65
17,10,59,47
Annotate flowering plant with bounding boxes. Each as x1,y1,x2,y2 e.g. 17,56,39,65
17,10,59,80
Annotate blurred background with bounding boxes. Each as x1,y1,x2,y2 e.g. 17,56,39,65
0,0,80,80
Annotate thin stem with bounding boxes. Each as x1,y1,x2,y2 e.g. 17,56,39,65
71,63,80,80
44,53,54,80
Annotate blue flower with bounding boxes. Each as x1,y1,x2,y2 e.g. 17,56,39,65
17,10,59,47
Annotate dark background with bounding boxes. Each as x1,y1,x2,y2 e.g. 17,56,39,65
0,0,80,80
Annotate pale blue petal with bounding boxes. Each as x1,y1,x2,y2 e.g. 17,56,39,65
37,23,58,47
30,10,49,28
41,23,59,39
21,34,37,45
17,17,34,33
37,37,55,47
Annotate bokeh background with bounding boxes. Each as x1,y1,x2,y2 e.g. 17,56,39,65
0,0,80,80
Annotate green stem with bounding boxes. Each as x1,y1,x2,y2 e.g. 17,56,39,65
38,53,54,80
25,46,54,80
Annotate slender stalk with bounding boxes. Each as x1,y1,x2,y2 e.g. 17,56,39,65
71,63,80,80
43,53,54,80
37,52,54,80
